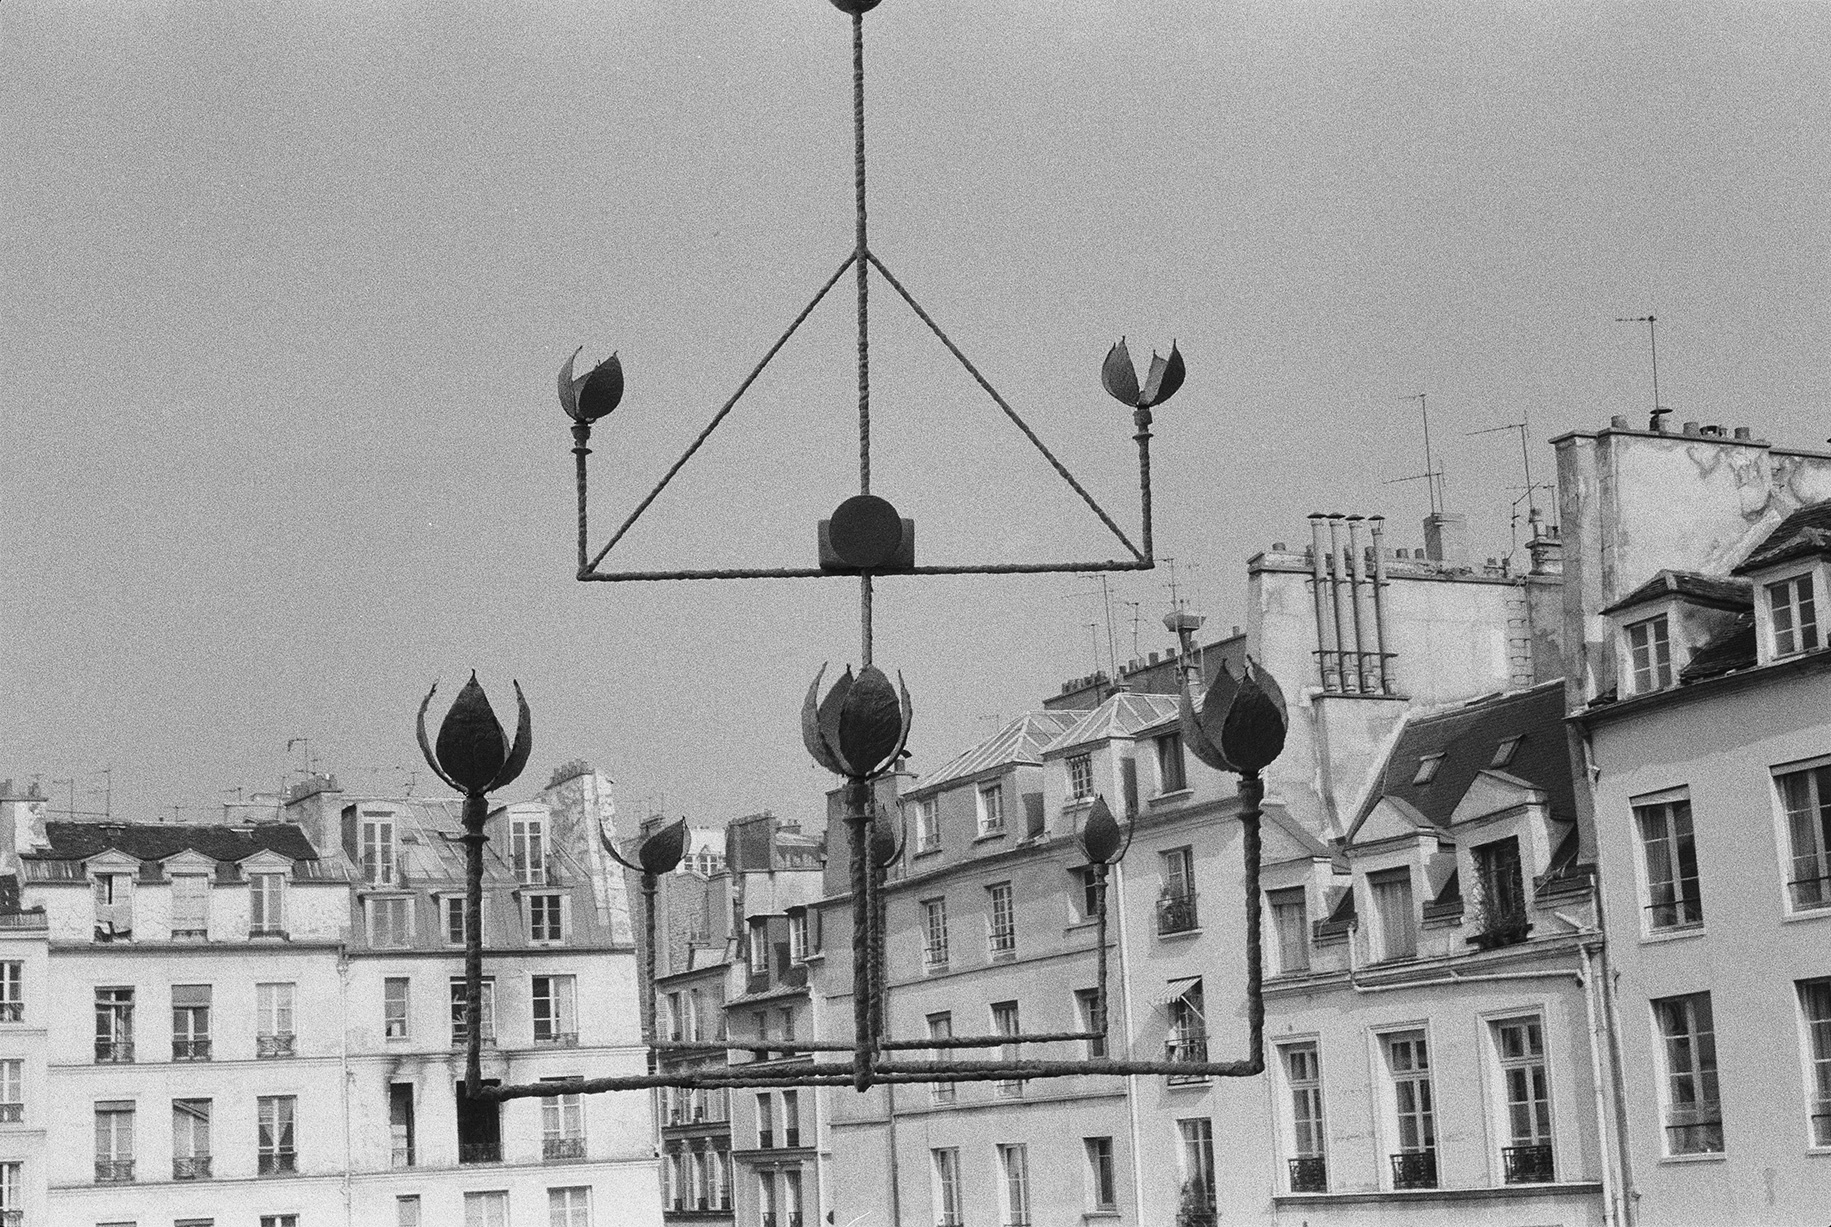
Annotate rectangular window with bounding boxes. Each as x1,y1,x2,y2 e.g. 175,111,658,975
173,1098,211,1179
250,873,285,936
261,1217,298,1227
1769,574,1820,656
987,881,1017,958
384,977,410,1038
528,893,564,942
256,983,295,1058
978,783,1005,835
788,910,809,961
928,1012,955,1104
361,811,396,885
1370,869,1417,962
1493,1016,1554,1183
533,975,578,1045
1158,847,1199,935
511,814,547,885
257,1095,297,1174
171,873,210,938
443,896,467,946
917,798,941,851
1084,1137,1117,1211
94,1102,135,1183
1268,887,1310,974
397,1195,422,1227
463,1191,508,1227
549,1186,591,1227
1385,1031,1436,1188
782,1089,801,1147
1777,764,1831,911
1628,614,1673,691
999,1143,1032,1226
541,1077,585,1160
1473,836,1529,945
1798,978,1831,1147
1166,982,1207,1080
1068,753,1095,800
932,1148,963,1227
172,984,211,1061
0,962,20,1022
0,1059,20,1123
93,871,134,939
1636,797,1703,929
993,1001,1023,1097
784,1168,804,1220
1282,1044,1326,1192
922,898,949,969
1653,992,1723,1154
449,977,497,1045
1076,988,1106,1058
95,987,134,1063
389,1083,415,1168
756,1092,773,1148
1177,1118,1216,1218
1156,732,1188,793
0,1163,18,1222
368,896,412,948
1077,867,1102,922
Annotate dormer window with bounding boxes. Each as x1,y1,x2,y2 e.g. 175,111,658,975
1627,615,1673,691
510,815,547,886
1767,575,1819,657
360,810,396,886
1412,755,1444,786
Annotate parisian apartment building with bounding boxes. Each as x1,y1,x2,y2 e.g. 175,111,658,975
0,761,661,1227
637,416,1831,1227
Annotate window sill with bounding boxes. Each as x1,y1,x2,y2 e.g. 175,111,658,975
1063,798,1094,812
1157,927,1203,941
1640,925,1707,945
1657,1151,1727,1164
989,949,1017,963
1149,789,1193,806
913,846,944,859
1782,907,1831,924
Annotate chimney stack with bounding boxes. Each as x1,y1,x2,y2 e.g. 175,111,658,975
1422,512,1469,568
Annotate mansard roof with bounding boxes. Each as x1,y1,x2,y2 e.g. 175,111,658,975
1734,500,1831,574
1349,680,1576,842
1601,569,1751,616
1043,692,1181,756
30,820,319,865
912,711,1081,795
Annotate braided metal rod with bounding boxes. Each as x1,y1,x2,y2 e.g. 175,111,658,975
1094,862,1110,1045
866,251,1149,564
651,1031,1102,1055
846,780,875,1090
579,558,1154,582
581,251,857,575
460,795,487,1099
852,7,870,497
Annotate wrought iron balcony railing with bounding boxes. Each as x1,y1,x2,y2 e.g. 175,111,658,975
1390,1150,1437,1190
170,926,208,941
257,1033,295,1058
390,1146,413,1168
1287,1154,1326,1193
249,925,288,939
173,1038,211,1061
1501,1143,1553,1184
1157,890,1199,935
758,1131,774,1149
0,1103,21,1124
94,1159,135,1183
783,1128,800,1148
1165,1034,1209,1083
536,1030,580,1048
543,1137,586,1160
173,1155,212,1180
1789,874,1831,910
0,1003,19,1022
258,1151,297,1175
1664,1114,1724,1154
93,1040,133,1064
0,1207,20,1227
1644,898,1703,930
459,1141,502,1165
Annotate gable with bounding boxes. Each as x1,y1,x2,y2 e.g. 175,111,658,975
1448,770,1545,827
241,849,293,874
161,850,217,876
85,850,140,876
1353,796,1432,847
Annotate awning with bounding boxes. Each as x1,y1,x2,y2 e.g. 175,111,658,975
1149,975,1203,1010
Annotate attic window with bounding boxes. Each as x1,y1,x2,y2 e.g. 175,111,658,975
1412,754,1445,785
1491,737,1523,768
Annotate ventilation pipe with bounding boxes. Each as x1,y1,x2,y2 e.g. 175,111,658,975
1308,514,1340,691
1368,516,1393,694
1347,516,1376,694
1327,515,1359,692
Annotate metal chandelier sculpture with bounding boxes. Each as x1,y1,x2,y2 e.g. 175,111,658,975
429,0,1288,1105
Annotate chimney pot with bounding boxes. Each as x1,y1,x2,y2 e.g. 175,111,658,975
1683,421,1701,436
1147,651,1159,665
1231,625,1241,637
1272,541,1287,552
1734,426,1752,440
1610,415,1630,429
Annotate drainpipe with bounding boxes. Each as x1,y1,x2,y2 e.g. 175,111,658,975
1368,517,1393,695
339,953,353,1227
1327,516,1359,693
1114,858,1148,1227
1347,516,1374,695
1308,515,1339,692
1555,913,1619,1227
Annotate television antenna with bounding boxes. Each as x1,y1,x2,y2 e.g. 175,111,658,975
1615,313,1666,430
1466,416,1553,560
1387,392,1446,515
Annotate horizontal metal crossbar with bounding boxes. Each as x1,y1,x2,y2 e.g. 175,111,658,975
579,560,1155,582
651,1031,1101,1054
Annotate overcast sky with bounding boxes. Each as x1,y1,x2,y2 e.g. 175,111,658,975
5,0,1829,829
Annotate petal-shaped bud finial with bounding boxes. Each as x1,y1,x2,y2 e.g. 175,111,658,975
1180,664,1239,773
803,664,914,780
638,816,690,875
559,348,623,425
869,809,904,870
1218,657,1288,774
417,673,534,797
1077,794,1128,865
1141,342,1186,407
1102,338,1140,407
828,0,883,12
1102,338,1187,409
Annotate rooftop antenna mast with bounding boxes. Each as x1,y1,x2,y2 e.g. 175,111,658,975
1466,415,1552,559
1390,392,1446,515
1120,599,1143,660
1615,314,1666,430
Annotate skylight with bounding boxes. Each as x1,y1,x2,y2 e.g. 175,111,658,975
1491,736,1523,767
1412,754,1445,785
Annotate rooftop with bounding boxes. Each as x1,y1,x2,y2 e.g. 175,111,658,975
28,820,319,865
1601,569,1751,616
911,711,1081,796
1734,499,1831,574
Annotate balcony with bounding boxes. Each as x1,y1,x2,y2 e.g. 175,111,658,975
1165,1033,1208,1084
0,1003,19,1023
1644,899,1702,931
535,1030,579,1048
1789,874,1831,911
922,946,949,971
459,1141,502,1165
94,1159,135,1184
173,1155,212,1180
257,1033,296,1058
94,1040,134,1064
173,1039,211,1062
543,1137,586,1160
1389,1150,1437,1190
1,1208,20,1227
258,1151,297,1176
1664,1105,1724,1155
1501,1143,1553,1184
1287,1155,1326,1193
1157,891,1199,935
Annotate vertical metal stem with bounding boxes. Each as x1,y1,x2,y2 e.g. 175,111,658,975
571,423,592,574
852,10,870,496
642,872,659,1064
869,854,888,1042
846,778,875,1089
1094,863,1111,1045
1237,771,1266,1073
1132,407,1154,562
461,794,488,1098
861,574,874,668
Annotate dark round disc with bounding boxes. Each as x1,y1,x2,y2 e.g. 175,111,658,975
829,494,904,568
